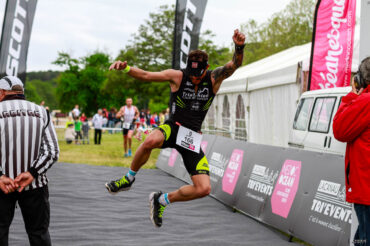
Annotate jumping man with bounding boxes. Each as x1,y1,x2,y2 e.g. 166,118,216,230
105,29,245,227
116,98,139,157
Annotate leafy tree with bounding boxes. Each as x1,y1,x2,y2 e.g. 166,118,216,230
241,0,315,64
53,52,111,116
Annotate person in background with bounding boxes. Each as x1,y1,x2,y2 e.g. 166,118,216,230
72,104,80,120
65,116,74,129
65,123,76,144
82,118,90,145
74,116,83,145
150,113,157,128
108,107,117,134
164,108,170,121
80,113,87,122
92,109,104,145
333,57,370,246
146,109,151,127
159,112,165,125
117,98,139,157
40,100,45,108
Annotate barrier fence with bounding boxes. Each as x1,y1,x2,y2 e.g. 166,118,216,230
156,134,351,246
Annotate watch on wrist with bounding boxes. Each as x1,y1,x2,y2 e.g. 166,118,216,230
235,44,245,53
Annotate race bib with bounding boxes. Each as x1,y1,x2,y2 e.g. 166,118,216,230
176,126,202,153
123,123,131,129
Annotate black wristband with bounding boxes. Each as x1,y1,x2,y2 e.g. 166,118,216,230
235,44,245,53
29,167,39,179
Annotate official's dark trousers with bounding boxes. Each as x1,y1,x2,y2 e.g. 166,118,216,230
94,129,102,144
0,186,51,246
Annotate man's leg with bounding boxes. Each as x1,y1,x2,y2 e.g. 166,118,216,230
354,204,370,246
98,129,102,144
168,174,211,202
18,186,51,246
127,130,134,156
94,129,97,144
105,129,164,193
0,191,17,246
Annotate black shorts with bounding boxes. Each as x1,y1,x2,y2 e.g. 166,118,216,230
158,121,209,176
122,123,135,135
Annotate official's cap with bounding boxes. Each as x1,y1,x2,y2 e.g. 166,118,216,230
0,76,24,91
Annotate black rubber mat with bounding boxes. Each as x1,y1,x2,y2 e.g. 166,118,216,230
9,162,298,246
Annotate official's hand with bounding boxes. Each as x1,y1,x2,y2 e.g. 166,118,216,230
0,175,17,194
109,60,128,71
14,172,34,192
351,77,364,95
232,29,245,46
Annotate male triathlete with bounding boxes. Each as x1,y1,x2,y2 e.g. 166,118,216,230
106,29,245,227
117,98,139,157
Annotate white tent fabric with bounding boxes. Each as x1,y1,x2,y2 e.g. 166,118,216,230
207,31,360,147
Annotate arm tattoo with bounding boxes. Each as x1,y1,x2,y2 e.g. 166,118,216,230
212,49,244,83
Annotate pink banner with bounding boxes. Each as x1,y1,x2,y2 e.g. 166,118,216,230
271,160,301,219
222,149,244,195
168,149,178,167
309,0,356,90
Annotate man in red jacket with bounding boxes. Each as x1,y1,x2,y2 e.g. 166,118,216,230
333,57,370,246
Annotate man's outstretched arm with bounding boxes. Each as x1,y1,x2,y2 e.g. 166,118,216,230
211,29,245,92
109,61,181,84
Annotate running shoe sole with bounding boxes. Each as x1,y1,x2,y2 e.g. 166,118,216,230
149,192,160,227
105,183,131,194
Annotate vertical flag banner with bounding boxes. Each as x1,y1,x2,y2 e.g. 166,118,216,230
172,0,207,70
308,0,356,90
0,0,38,83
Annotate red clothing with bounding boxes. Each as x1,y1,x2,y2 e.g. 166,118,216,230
150,116,156,126
333,86,370,205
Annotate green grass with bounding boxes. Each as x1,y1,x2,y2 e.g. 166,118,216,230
56,128,160,168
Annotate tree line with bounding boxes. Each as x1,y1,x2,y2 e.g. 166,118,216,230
25,0,314,116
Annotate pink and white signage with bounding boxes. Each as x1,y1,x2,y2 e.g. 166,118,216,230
271,160,302,218
309,0,356,90
222,149,244,195
168,149,178,167
201,141,208,153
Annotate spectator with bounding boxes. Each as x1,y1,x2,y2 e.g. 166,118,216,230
159,112,165,125
0,76,59,245
65,123,76,144
92,109,104,145
150,113,157,128
164,108,170,121
74,116,83,144
80,113,87,122
82,118,90,145
72,104,80,120
65,116,74,129
108,107,117,134
333,57,370,246
146,109,151,127
40,100,45,107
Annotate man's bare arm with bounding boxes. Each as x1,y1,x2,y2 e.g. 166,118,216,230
109,60,181,84
211,29,245,92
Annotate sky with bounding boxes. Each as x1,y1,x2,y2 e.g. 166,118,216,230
0,0,294,71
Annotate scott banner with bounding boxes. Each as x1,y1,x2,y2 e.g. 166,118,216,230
172,0,207,69
308,0,356,91
0,0,38,83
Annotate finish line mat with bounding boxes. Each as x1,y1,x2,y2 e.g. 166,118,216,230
9,163,298,246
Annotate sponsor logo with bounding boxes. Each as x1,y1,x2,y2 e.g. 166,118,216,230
179,0,197,69
197,88,209,100
186,81,193,86
222,149,244,195
209,152,228,182
247,164,279,197
6,0,30,77
310,180,352,224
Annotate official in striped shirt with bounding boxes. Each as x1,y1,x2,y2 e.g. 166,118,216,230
0,76,59,246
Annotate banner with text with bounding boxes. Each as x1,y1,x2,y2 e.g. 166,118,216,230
0,0,38,83
308,0,356,90
172,0,207,69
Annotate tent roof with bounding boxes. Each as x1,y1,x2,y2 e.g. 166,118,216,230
218,25,360,94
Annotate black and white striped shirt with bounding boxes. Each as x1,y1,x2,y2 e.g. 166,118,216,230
0,98,59,190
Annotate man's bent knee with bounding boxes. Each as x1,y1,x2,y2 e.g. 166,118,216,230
142,136,163,150
196,185,211,198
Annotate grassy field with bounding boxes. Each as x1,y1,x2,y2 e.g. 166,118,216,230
56,128,160,168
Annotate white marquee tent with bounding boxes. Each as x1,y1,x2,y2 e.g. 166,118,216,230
203,33,360,147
